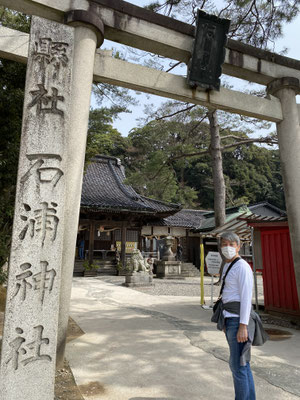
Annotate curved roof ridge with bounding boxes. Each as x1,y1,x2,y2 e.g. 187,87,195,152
93,154,121,163
179,208,208,213
108,159,142,202
139,194,181,209
81,155,181,216
248,201,286,215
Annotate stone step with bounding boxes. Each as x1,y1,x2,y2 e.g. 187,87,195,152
94,261,117,266
74,264,84,270
74,261,84,266
181,268,199,272
181,271,200,276
180,263,200,277
97,269,117,276
181,263,197,267
181,266,199,271
96,265,117,270
74,261,84,276
96,258,117,274
181,267,198,272
73,260,118,276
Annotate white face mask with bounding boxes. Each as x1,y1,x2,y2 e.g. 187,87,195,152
221,246,237,260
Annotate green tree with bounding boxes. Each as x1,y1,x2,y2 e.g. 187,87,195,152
222,145,285,209
140,0,297,224
125,101,283,210
86,107,128,163
125,109,209,207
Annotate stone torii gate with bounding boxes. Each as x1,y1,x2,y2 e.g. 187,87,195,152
0,0,300,398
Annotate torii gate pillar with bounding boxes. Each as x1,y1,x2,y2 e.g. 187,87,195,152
56,10,104,367
267,77,300,307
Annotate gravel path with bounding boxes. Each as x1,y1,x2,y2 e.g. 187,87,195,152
96,274,264,301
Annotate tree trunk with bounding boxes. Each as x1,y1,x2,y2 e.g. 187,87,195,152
208,109,226,228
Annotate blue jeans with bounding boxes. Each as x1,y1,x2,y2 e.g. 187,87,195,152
79,247,84,260
225,317,256,400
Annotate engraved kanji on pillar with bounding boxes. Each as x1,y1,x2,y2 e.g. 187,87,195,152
0,17,74,400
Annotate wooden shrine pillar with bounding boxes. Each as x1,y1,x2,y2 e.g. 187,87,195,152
138,230,143,251
111,229,115,249
186,230,190,262
150,227,154,254
88,220,95,265
121,224,127,267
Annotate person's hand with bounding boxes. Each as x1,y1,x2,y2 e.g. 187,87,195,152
237,324,248,342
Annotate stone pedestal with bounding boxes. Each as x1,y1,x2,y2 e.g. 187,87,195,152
123,271,154,287
156,261,183,279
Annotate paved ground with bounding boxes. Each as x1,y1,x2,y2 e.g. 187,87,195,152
66,276,300,400
96,275,265,306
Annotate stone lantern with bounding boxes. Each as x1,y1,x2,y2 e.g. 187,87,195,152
157,236,182,279
162,235,176,261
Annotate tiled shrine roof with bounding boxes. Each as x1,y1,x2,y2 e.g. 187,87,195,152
147,209,207,229
81,155,181,216
194,202,286,234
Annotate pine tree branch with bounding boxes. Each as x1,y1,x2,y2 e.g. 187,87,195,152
171,149,211,160
155,104,196,120
149,162,168,180
169,136,278,161
229,0,256,37
185,113,208,138
222,137,278,150
165,61,182,73
220,134,249,141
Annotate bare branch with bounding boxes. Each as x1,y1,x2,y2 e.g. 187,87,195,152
229,0,256,37
222,138,278,150
168,136,278,162
149,162,168,180
217,3,231,18
165,61,182,73
220,135,248,141
155,104,196,121
170,149,211,161
186,113,208,136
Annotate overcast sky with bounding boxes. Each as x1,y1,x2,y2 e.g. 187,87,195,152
93,1,300,137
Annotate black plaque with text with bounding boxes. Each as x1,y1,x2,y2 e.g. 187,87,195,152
188,10,230,91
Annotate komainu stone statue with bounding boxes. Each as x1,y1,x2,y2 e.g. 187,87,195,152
123,249,154,287
129,249,149,272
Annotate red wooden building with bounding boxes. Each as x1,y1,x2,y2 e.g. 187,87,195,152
243,215,300,316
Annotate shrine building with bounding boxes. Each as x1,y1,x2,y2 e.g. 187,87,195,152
74,155,181,274
74,155,285,276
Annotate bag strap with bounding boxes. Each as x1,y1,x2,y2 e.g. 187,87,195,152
219,257,240,298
